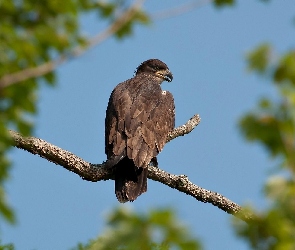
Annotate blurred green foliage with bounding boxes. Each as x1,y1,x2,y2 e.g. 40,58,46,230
1,0,295,249
234,45,295,249
213,0,269,7
214,0,270,6
274,52,295,85
214,0,235,7
247,44,271,74
74,207,201,250
0,241,14,250
0,0,149,224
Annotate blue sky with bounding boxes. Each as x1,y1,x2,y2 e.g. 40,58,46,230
3,0,295,249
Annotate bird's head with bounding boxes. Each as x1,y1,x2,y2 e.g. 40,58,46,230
135,59,173,83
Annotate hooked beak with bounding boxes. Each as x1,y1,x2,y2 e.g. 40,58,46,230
156,69,173,82
164,70,173,82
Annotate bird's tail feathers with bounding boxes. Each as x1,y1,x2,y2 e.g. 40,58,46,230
115,157,147,203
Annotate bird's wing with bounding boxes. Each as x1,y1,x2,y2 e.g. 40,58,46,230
105,81,132,158
105,78,175,168
152,90,175,152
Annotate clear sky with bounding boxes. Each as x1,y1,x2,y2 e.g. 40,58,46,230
2,0,295,249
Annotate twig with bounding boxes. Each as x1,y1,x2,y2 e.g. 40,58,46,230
167,114,201,142
9,115,252,222
0,0,145,89
152,0,211,20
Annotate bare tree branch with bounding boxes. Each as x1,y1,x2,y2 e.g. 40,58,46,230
9,114,253,222
148,167,253,221
0,0,214,89
10,129,111,182
0,0,145,89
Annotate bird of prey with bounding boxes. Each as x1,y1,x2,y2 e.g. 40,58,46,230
105,59,175,203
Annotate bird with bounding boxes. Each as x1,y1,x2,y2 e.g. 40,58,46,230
105,59,175,203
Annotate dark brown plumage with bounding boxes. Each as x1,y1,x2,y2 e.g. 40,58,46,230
105,59,175,202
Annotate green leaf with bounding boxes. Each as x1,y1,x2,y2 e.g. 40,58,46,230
0,187,15,224
43,71,56,86
259,97,272,109
96,2,117,18
115,10,150,39
239,113,284,157
247,44,271,74
274,51,295,85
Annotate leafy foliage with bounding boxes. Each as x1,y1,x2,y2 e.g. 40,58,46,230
74,207,201,250
240,48,295,164
0,0,149,224
234,46,295,249
0,241,14,250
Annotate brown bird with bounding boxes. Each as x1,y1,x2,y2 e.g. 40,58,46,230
105,59,175,202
